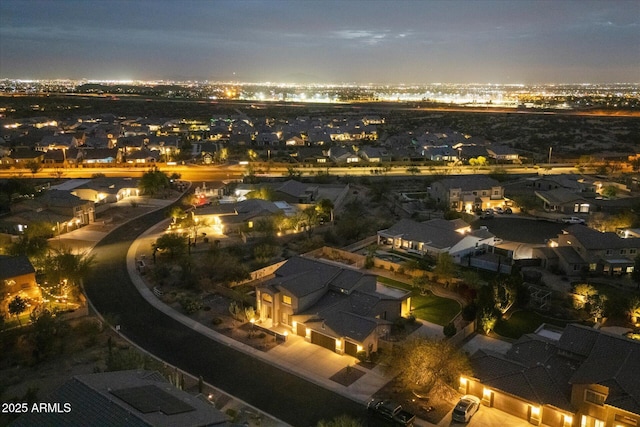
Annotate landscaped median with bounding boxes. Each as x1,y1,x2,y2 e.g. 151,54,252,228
377,276,461,326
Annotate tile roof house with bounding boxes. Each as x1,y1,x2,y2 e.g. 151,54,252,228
256,256,410,357
0,255,36,295
464,324,640,427
273,180,318,204
535,224,640,276
429,176,505,213
535,188,591,214
193,199,283,235
377,218,496,263
11,370,228,427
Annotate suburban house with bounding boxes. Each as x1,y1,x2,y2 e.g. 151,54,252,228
534,225,639,276
359,146,391,163
193,198,284,235
377,218,496,263
11,370,228,427
80,147,122,164
71,177,140,204
7,189,95,234
0,255,37,296
328,146,360,164
428,176,506,212
535,188,591,214
273,180,319,204
255,256,411,357
464,324,640,427
486,145,520,163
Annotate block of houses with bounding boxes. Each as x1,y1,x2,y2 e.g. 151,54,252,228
11,370,228,427
0,255,37,295
535,188,591,214
377,218,496,263
464,324,640,427
125,148,160,164
535,225,639,276
428,176,505,212
255,256,411,356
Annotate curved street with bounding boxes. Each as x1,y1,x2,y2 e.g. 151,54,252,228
83,207,374,426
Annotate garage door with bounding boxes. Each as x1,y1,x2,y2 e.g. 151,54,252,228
310,331,336,352
344,340,358,357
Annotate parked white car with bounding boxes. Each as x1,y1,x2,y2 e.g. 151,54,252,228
452,395,481,423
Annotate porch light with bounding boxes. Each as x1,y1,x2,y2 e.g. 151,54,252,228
292,321,297,330
563,415,572,427
357,344,363,352
530,406,541,424
336,339,342,350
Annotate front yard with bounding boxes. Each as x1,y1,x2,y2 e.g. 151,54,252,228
377,277,461,326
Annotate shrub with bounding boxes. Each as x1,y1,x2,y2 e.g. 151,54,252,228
443,322,457,337
211,317,223,325
462,304,478,321
356,350,368,362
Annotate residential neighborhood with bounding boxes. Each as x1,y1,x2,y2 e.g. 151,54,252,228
1,99,639,427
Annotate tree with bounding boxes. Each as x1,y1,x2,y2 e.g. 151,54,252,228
153,233,188,259
406,166,420,175
590,294,608,323
480,307,498,334
43,247,95,291
302,205,319,237
628,297,640,323
315,198,335,223
383,337,471,399
139,168,170,196
433,253,455,285
601,185,618,199
168,206,186,224
25,159,42,177
573,283,598,309
30,308,68,362
245,186,275,201
8,295,28,325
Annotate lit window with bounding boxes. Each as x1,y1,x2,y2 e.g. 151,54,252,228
282,295,292,305
585,389,606,406
594,419,604,427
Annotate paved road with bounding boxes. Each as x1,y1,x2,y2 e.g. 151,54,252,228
83,208,389,426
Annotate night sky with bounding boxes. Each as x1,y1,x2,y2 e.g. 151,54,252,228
1,0,639,84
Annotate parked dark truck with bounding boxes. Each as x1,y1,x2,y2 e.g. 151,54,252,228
367,399,416,426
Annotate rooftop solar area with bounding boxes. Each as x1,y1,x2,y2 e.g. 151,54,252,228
110,385,195,415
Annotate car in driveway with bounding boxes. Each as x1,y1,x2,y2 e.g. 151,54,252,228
368,399,416,426
561,216,585,224
452,395,481,423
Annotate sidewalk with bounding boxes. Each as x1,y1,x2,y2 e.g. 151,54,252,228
129,221,395,406
51,193,288,427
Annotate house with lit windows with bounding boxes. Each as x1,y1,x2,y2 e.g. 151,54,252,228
535,188,591,215
463,324,639,427
428,176,506,213
255,256,411,357
535,225,640,276
377,218,496,263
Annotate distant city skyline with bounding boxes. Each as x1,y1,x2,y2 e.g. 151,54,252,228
1,0,639,85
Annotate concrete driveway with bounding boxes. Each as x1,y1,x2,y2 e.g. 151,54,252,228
439,403,533,427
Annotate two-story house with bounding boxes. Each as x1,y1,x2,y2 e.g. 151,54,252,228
256,256,410,357
429,176,505,213
464,324,639,427
535,225,639,276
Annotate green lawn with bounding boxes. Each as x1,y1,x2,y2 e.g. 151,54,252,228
494,310,569,339
377,276,461,326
